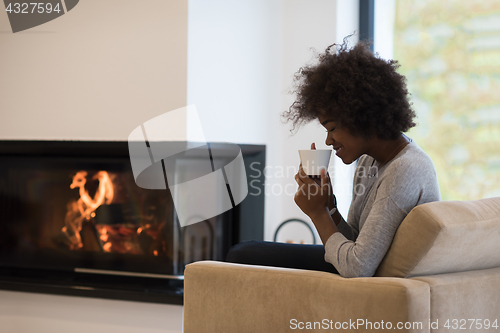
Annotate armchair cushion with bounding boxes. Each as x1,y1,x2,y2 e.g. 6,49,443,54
412,266,500,331
375,197,500,278
184,261,430,333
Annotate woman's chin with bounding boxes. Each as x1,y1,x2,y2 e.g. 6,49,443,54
340,156,355,165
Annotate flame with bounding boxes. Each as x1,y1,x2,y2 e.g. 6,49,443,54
103,242,112,252
99,228,109,242
61,171,114,250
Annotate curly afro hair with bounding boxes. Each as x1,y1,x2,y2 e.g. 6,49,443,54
282,38,416,140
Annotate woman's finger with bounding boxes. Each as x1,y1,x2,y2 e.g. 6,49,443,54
297,168,316,186
321,168,326,187
295,167,309,185
321,169,333,196
324,170,330,182
295,183,305,198
298,164,308,179
294,172,302,184
297,163,320,187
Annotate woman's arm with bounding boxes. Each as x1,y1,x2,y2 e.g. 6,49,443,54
323,150,438,278
294,165,354,243
294,168,341,243
324,196,407,277
330,208,346,227
309,209,340,245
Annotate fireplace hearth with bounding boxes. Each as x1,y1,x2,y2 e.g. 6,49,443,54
0,140,265,304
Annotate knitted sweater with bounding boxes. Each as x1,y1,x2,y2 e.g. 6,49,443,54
324,137,441,278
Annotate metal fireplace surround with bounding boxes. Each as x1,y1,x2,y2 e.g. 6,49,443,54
0,140,265,304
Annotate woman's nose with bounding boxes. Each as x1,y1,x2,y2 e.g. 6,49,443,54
325,135,334,146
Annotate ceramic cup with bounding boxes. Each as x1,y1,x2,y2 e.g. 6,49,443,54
298,149,332,176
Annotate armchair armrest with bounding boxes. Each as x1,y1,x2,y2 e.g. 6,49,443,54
184,261,430,333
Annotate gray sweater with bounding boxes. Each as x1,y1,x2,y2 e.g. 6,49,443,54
324,138,441,278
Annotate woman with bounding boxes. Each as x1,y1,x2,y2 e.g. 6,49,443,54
227,39,441,278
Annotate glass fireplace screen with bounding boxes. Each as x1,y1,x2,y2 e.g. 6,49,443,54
0,142,232,277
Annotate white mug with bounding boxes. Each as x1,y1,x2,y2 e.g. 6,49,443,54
298,149,332,176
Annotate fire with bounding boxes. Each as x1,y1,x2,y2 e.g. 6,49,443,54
99,228,109,242
61,171,114,250
102,242,112,252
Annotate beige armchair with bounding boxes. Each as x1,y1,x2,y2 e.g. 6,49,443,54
184,197,500,333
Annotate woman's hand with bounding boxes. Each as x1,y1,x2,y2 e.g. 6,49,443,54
308,142,337,210
294,152,334,218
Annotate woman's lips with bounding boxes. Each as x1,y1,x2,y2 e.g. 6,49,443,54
334,145,344,156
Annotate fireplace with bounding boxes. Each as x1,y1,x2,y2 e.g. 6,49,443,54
0,140,265,304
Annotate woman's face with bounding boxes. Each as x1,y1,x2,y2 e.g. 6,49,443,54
318,114,371,165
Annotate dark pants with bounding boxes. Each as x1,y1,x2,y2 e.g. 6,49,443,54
225,240,339,274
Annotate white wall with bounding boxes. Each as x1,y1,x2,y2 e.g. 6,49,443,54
187,0,285,240
187,0,283,145
0,0,187,141
332,0,359,220
187,0,361,241
374,0,396,60
275,0,337,242
0,1,186,332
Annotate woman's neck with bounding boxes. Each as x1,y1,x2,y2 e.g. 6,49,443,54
367,134,410,167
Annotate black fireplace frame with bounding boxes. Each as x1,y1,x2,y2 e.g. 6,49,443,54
0,140,265,304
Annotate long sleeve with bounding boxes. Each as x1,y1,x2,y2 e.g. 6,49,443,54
323,141,441,278
334,217,358,242
325,196,407,277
